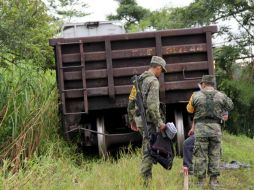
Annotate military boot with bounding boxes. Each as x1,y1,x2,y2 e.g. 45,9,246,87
210,176,219,190
197,177,205,190
143,175,152,188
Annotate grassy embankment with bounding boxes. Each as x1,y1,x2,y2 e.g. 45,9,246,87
0,133,253,190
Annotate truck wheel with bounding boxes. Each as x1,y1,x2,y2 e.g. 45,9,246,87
62,115,71,142
96,116,108,157
174,110,185,156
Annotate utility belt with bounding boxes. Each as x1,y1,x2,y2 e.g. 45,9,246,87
195,118,222,124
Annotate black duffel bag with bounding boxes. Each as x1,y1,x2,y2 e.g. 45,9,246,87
149,133,175,170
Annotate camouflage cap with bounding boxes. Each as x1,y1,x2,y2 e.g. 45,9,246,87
150,56,167,72
200,75,215,85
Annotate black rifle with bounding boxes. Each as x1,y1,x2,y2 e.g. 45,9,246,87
132,75,149,138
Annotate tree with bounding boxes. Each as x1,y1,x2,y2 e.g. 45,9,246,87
127,7,189,32
107,0,150,30
139,7,188,31
171,0,254,56
214,45,241,82
47,0,89,22
0,0,56,68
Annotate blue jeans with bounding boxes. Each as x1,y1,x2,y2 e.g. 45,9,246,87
183,135,195,169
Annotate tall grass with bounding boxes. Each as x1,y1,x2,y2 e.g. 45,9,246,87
0,64,58,172
0,133,253,190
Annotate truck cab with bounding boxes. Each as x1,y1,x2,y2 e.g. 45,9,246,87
61,21,126,38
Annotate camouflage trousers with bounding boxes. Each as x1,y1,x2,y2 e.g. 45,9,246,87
193,136,221,178
140,124,157,181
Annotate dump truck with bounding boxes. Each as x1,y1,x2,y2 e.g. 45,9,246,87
49,25,218,156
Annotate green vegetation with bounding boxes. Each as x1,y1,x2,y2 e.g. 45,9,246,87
0,0,88,68
0,64,58,172
47,0,89,22
108,0,149,30
214,46,254,137
0,1,253,189
0,133,253,190
0,0,56,68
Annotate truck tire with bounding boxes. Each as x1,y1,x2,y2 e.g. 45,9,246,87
174,110,185,156
96,116,108,157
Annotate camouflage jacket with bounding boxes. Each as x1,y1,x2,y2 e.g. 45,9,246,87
127,71,163,129
187,87,234,137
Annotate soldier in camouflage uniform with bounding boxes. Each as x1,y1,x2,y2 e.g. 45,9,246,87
186,75,233,190
127,56,167,186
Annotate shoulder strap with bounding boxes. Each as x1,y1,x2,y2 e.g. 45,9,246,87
137,74,157,96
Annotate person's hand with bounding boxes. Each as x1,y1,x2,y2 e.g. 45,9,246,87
188,121,195,136
183,166,189,176
130,121,139,132
188,128,194,136
159,123,166,133
222,113,229,121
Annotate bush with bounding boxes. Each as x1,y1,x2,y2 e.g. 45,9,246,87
218,79,254,138
214,45,254,138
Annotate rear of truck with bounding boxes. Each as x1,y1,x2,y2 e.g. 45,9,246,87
49,25,217,156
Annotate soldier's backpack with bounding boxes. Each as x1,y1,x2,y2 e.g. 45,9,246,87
149,132,175,170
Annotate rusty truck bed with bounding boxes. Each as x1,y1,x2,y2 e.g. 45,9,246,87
50,25,217,115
